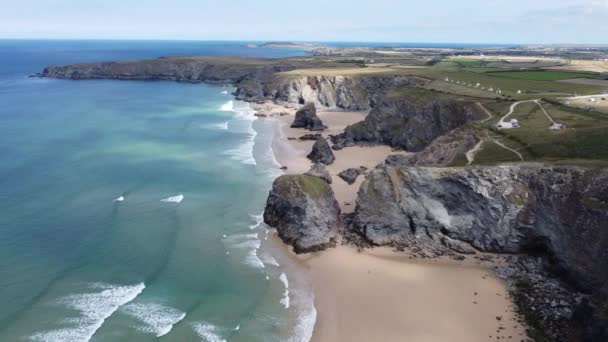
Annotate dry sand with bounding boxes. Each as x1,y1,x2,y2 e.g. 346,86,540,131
306,247,526,342
262,101,527,342
269,103,408,213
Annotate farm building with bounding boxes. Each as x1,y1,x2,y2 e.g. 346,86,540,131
497,119,520,129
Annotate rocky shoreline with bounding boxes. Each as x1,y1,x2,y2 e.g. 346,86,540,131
39,57,608,341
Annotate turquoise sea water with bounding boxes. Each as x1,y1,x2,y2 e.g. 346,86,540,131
0,41,313,341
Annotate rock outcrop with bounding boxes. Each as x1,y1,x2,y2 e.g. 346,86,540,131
307,137,335,165
337,167,368,185
352,163,608,341
264,174,340,253
385,127,479,167
299,133,322,141
332,88,479,151
305,163,333,184
291,103,326,131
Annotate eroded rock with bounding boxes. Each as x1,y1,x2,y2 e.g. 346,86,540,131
307,137,335,165
291,103,326,131
264,174,340,253
305,163,333,184
337,167,368,185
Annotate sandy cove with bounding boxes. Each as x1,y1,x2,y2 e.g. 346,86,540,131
256,101,527,342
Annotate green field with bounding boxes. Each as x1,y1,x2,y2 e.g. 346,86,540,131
470,140,521,165
476,101,608,162
487,70,600,81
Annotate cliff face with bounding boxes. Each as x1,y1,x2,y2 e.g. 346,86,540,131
354,164,608,291
353,164,608,340
332,89,479,151
235,75,419,110
385,127,479,167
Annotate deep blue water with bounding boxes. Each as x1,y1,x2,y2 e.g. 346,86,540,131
0,41,313,342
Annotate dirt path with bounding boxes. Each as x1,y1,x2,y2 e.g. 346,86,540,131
476,102,494,123
466,139,484,165
491,138,524,161
497,100,537,127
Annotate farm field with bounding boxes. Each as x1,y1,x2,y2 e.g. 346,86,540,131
559,78,608,87
486,70,600,81
476,100,608,162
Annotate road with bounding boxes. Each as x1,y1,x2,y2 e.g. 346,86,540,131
497,99,561,129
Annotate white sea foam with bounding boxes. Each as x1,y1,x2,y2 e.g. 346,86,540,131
233,324,240,331
161,194,184,204
249,213,264,230
30,282,145,342
223,101,259,166
219,100,234,112
205,121,229,130
290,301,317,342
114,196,125,202
221,90,229,95
224,138,256,165
191,322,226,342
279,273,290,309
121,302,186,337
260,253,280,267
223,233,264,269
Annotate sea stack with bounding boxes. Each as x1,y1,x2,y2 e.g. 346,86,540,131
307,137,335,165
290,102,326,131
263,174,340,253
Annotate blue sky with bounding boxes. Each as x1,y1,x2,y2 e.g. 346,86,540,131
1,0,607,44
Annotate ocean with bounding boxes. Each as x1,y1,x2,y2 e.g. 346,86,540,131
0,40,314,341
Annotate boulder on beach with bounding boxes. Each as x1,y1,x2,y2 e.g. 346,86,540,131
307,137,335,165
299,133,322,141
337,167,368,185
290,103,326,131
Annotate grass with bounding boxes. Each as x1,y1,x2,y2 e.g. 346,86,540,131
474,100,608,162
296,175,332,200
471,140,521,165
486,70,600,81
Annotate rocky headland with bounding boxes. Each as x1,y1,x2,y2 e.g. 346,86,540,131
39,55,608,341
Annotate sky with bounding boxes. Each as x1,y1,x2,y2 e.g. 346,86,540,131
1,0,607,44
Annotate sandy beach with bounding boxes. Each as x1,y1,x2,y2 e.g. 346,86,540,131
264,101,527,342
267,103,408,213
306,247,526,342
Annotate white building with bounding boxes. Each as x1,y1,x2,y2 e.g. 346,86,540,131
497,119,520,129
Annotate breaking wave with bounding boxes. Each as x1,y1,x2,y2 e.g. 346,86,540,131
191,322,226,342
30,282,145,342
223,233,265,269
279,273,290,309
219,101,234,112
161,194,184,204
121,302,186,337
249,213,264,230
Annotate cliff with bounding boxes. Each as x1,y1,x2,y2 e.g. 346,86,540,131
331,88,480,151
234,75,419,110
38,57,422,110
353,164,608,340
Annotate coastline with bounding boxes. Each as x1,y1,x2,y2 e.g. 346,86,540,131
262,100,528,342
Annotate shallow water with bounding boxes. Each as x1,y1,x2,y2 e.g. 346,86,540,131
0,40,314,341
